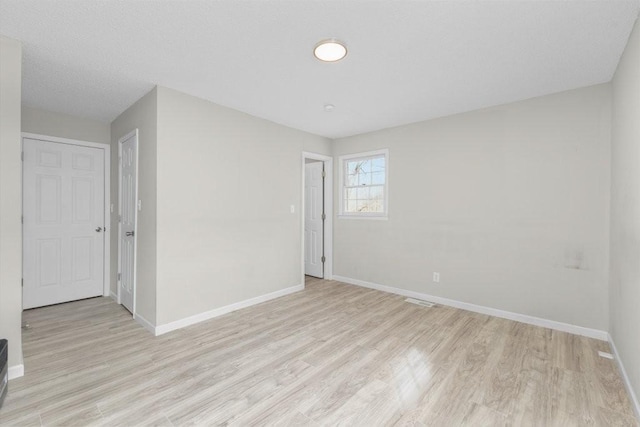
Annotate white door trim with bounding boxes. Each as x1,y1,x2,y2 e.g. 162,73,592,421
21,132,111,298
117,129,139,316
301,152,333,284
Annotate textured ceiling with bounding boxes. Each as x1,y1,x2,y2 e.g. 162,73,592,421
0,0,638,138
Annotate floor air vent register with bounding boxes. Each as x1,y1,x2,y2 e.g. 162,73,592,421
405,298,436,308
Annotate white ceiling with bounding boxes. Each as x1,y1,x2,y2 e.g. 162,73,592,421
1,1,638,139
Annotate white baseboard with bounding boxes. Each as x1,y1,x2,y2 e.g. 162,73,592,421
8,364,24,380
608,334,640,419
134,313,156,335
333,275,608,341
109,291,118,301
154,284,305,336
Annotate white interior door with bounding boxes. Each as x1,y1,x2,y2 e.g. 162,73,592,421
118,131,138,314
23,138,105,309
305,161,324,278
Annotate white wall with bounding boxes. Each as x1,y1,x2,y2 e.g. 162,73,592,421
22,106,110,145
610,16,640,410
110,88,158,324
0,36,23,370
155,87,331,325
333,84,611,331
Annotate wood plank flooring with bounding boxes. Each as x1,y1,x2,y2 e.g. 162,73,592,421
0,277,637,426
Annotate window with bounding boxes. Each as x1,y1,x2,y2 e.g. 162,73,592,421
339,149,388,218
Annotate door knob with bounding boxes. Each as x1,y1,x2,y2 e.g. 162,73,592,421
95,227,102,232
126,231,135,237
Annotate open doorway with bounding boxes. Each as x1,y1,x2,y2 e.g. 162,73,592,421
302,152,333,282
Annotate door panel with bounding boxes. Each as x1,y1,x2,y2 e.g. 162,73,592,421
23,138,105,309
71,237,93,281
304,161,324,278
37,238,61,287
71,177,94,223
36,175,61,223
119,133,137,314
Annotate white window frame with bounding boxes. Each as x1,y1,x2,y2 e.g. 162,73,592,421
338,148,389,220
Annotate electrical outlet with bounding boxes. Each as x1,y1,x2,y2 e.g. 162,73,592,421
433,272,440,283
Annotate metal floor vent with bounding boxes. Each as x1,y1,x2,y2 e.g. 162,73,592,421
405,298,436,308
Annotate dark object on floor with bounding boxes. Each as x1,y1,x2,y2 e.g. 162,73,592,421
0,339,7,409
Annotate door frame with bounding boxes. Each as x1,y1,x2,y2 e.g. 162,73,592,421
116,129,139,316
301,152,333,284
21,132,111,299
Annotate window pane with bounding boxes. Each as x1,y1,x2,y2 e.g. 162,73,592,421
356,186,369,200
370,186,384,199
360,160,370,174
345,198,352,212
371,172,384,185
347,160,362,175
346,161,356,175
358,172,370,186
364,199,382,213
372,157,385,172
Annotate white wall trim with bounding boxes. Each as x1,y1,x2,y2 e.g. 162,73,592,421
333,275,608,341
154,284,304,336
302,152,333,281
8,364,24,380
608,333,640,419
21,133,111,299
134,313,156,336
109,291,118,301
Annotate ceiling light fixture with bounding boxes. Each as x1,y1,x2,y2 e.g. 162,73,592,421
314,39,347,62
324,104,335,112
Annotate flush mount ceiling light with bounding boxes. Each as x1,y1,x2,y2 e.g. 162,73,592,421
324,104,335,112
314,39,347,62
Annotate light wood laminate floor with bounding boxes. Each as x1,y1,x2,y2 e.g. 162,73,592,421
0,277,637,426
